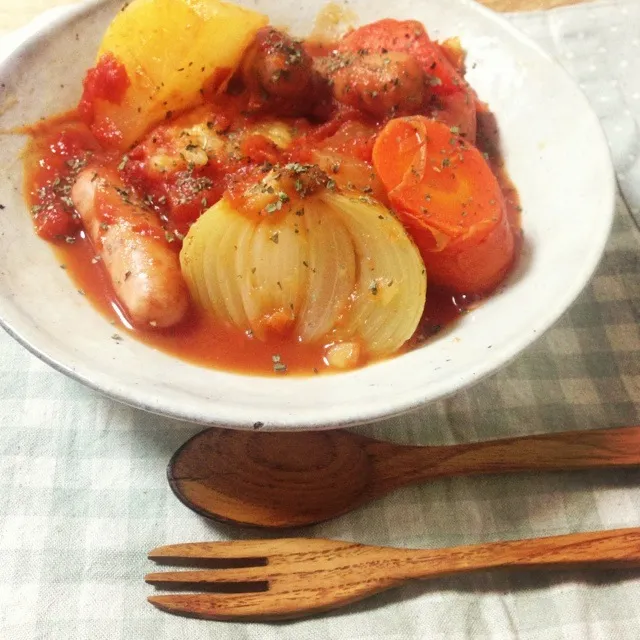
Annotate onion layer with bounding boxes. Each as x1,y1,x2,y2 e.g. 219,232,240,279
180,190,426,358
321,192,426,356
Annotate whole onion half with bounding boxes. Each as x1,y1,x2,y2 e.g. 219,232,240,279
180,188,426,358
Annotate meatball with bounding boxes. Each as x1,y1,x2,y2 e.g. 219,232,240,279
241,27,321,112
323,51,427,118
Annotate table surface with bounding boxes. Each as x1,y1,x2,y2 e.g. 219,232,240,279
0,0,594,35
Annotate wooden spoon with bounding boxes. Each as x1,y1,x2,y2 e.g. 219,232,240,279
168,425,640,528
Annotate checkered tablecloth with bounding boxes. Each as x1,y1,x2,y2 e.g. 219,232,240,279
1,0,640,638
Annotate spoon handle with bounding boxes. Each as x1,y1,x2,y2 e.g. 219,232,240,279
368,425,640,494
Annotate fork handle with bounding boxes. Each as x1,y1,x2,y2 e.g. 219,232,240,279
399,527,640,580
368,426,640,494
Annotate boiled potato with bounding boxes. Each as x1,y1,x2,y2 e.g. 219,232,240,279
92,0,267,148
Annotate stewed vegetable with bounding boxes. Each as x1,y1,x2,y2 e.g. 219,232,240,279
23,0,521,376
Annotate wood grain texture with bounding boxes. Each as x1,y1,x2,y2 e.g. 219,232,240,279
169,426,640,528
0,0,596,37
146,529,640,620
481,0,588,10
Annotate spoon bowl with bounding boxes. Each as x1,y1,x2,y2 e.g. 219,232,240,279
169,430,375,527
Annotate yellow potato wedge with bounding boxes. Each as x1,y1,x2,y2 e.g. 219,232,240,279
89,0,267,149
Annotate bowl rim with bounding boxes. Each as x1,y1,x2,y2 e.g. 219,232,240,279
0,0,616,430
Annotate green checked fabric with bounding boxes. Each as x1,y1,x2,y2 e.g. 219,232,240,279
1,0,640,638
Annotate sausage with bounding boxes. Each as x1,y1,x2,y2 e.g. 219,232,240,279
71,167,189,328
321,51,427,118
241,27,326,113
431,90,477,144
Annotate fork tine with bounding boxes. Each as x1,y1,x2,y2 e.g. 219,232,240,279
147,587,374,621
148,593,285,621
149,541,267,560
145,568,270,586
148,538,352,561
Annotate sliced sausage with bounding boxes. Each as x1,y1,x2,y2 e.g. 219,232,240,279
319,51,427,118
72,167,189,328
241,27,327,114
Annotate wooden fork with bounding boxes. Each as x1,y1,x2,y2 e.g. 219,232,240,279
146,528,640,620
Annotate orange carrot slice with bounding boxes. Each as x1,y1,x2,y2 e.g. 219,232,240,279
373,115,514,294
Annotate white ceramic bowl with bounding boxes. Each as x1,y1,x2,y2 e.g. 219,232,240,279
0,0,614,430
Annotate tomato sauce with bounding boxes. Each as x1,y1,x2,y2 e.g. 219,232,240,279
21,23,522,377
78,53,130,123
